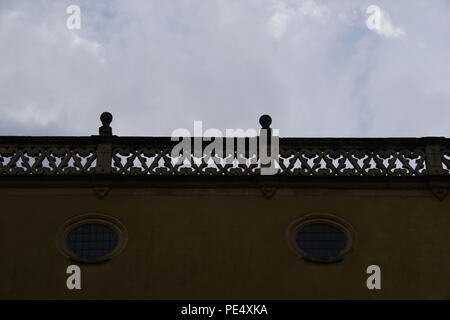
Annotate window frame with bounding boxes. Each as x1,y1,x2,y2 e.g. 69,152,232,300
286,214,356,263
56,213,128,264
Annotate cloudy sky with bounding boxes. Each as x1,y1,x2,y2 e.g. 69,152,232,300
0,0,449,137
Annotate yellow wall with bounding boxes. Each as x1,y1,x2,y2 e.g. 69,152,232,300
1,187,449,299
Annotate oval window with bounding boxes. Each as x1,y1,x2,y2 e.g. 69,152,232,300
57,214,127,264
66,223,119,260
287,214,355,263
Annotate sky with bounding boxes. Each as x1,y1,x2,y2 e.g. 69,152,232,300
0,0,449,137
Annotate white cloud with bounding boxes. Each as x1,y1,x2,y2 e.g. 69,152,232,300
299,0,328,19
376,9,405,38
5,103,60,127
72,34,102,55
269,11,292,39
71,33,106,63
268,0,328,39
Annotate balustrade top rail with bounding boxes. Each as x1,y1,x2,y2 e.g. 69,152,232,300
0,113,449,177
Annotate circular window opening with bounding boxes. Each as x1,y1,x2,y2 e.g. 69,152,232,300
67,223,118,260
287,214,355,263
57,214,127,264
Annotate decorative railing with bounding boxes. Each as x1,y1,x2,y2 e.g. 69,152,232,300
0,113,449,177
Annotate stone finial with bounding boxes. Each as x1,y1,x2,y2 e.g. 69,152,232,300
259,114,272,129
99,112,113,136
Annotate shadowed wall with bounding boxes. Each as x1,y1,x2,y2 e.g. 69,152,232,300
1,185,449,299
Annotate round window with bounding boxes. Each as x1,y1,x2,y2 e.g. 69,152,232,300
287,214,355,263
57,214,127,264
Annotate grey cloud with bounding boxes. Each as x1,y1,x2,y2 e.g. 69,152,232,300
0,0,449,138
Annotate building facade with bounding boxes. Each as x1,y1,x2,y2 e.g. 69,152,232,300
1,113,449,299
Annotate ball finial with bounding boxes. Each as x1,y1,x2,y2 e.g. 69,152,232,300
99,111,113,136
259,114,272,128
100,112,113,126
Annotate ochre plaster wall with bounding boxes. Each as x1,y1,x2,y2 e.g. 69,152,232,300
0,187,449,299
